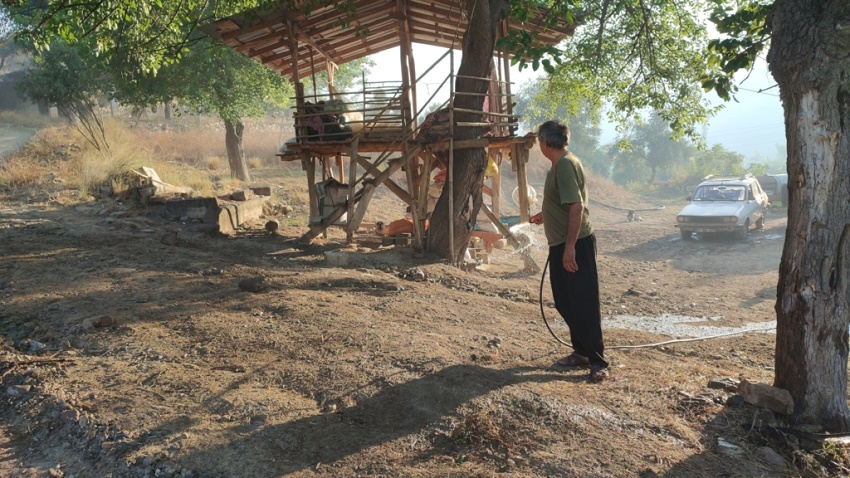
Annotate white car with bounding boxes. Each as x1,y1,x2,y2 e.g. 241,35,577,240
676,174,770,240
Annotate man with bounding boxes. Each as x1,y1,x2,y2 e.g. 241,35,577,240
530,120,609,382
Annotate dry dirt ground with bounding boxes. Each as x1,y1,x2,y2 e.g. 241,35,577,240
1,155,832,478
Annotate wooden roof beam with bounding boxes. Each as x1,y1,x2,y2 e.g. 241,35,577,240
222,14,288,41
292,23,339,70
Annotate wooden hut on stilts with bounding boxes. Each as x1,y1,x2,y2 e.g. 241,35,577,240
202,1,574,267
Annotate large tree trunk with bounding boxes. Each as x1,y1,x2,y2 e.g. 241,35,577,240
428,0,507,261
224,118,251,182
768,0,850,432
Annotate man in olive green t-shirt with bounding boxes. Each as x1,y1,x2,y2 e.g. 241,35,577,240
530,120,609,382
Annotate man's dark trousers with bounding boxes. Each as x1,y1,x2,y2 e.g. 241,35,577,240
548,234,608,368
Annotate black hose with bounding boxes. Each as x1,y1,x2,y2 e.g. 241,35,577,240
538,257,776,350
538,257,573,348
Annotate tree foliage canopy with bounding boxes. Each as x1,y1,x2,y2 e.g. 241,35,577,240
504,0,721,142
4,0,268,74
3,0,766,142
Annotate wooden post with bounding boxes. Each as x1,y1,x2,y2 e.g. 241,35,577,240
491,149,501,218
418,148,433,250
500,20,515,136
399,0,418,129
348,182,376,233
327,61,336,99
346,136,360,242
304,156,319,223
515,144,530,222
448,49,455,265
336,154,344,183
405,152,422,249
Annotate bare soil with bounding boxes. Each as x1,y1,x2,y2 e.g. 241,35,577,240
1,151,835,478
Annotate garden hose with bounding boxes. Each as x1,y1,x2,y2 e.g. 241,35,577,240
537,258,776,351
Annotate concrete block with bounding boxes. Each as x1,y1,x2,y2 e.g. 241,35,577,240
231,189,255,201
160,196,267,234
218,196,267,234
164,197,219,223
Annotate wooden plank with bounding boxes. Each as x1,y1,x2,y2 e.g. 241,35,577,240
300,146,420,243
222,16,286,41
515,143,530,222
303,156,319,222
347,182,376,233
346,136,360,242
457,121,519,127
355,155,412,204
454,107,517,118
244,38,288,57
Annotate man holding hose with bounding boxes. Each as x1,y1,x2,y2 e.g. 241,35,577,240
530,120,609,382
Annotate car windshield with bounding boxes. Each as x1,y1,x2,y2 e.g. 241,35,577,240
693,185,746,201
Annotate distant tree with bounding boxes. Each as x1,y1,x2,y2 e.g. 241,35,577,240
625,113,695,183
681,144,745,183
154,40,292,182
747,161,770,177
17,41,108,151
514,78,609,175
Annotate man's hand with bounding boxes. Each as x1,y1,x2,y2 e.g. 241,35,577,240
529,212,543,225
562,244,578,272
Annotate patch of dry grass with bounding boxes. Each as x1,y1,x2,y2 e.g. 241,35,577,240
0,126,81,191
0,116,295,199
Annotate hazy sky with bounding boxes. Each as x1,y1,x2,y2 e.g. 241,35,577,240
367,46,786,163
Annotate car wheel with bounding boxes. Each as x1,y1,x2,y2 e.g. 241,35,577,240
736,219,750,240
680,230,693,241
756,216,765,230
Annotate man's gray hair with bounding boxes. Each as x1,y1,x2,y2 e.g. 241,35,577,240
537,120,571,149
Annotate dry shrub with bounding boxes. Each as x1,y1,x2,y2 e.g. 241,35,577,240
219,177,245,194
247,156,263,170
205,156,224,171
0,155,44,188
0,126,81,190
449,408,523,462
141,125,224,166
2,115,294,198
1,120,221,198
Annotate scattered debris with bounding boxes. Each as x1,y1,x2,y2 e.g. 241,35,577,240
717,437,744,456
128,167,194,202
707,377,739,392
398,267,427,282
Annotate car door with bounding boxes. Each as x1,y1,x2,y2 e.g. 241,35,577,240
748,183,766,222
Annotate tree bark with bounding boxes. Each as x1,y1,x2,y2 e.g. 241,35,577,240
224,118,251,182
768,0,850,432
428,0,507,261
